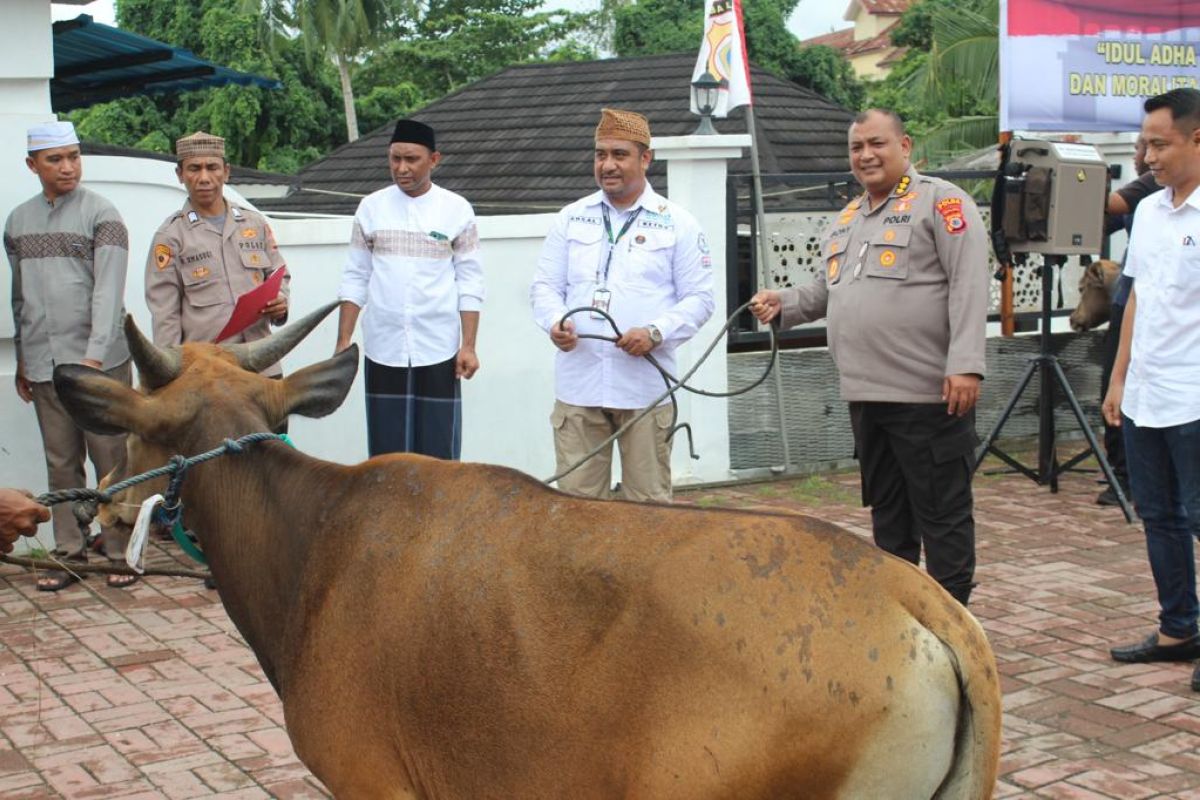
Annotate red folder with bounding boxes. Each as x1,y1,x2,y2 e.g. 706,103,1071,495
214,267,287,343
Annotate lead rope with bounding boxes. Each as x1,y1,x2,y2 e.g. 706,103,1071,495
544,299,779,485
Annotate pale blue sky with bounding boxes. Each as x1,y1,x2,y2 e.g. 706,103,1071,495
51,0,853,44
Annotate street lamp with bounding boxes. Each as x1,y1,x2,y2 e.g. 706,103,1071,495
691,72,725,135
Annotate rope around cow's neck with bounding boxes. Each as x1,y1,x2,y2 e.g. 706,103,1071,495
544,299,779,485
0,433,289,579
34,431,287,512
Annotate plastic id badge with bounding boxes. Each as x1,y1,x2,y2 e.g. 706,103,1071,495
125,493,165,574
590,288,612,319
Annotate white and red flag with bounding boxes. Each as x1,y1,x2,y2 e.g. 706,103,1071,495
1000,0,1200,131
690,0,753,117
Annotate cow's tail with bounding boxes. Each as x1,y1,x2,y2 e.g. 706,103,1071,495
929,612,1002,800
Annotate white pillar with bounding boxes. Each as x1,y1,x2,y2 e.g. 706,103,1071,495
0,1,57,532
651,133,750,486
2,0,55,344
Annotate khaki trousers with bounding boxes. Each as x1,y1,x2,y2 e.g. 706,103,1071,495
30,360,132,561
551,400,673,503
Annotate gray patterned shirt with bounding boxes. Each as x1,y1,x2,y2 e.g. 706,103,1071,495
4,186,131,382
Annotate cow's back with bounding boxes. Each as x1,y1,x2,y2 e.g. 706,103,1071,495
283,459,995,798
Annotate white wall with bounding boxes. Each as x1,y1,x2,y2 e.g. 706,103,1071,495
1,139,747,510
0,0,62,527
1,0,55,343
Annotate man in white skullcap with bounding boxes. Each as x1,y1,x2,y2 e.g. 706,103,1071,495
3,120,136,590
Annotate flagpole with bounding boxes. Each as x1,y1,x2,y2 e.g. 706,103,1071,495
693,0,790,473
745,104,792,473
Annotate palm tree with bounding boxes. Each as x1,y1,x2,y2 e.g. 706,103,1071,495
256,0,407,142
901,0,998,166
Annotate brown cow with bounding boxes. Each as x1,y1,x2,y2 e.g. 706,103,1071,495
53,303,1001,799
1069,259,1121,331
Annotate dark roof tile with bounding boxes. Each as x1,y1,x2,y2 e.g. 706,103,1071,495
259,53,853,216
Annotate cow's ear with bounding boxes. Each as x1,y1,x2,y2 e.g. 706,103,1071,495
280,345,359,419
53,364,149,436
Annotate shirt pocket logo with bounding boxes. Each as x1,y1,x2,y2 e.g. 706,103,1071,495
824,235,849,285
865,226,912,280
628,228,675,286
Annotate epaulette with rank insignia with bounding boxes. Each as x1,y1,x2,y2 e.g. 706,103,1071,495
837,196,862,225
892,174,912,196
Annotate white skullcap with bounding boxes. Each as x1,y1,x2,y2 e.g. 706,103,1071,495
27,121,80,152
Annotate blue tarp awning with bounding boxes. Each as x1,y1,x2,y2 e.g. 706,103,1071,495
52,15,282,111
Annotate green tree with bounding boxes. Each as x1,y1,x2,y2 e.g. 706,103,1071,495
354,0,591,120
71,0,345,170
866,0,998,165
613,0,862,109
273,0,409,142
74,0,594,169
613,0,701,55
791,45,864,111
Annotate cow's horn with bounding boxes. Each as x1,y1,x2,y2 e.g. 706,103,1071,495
124,315,183,389
222,301,340,374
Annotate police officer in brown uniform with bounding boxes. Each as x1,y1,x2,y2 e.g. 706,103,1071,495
751,109,990,606
146,132,289,374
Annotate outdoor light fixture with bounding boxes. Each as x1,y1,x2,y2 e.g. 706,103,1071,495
691,72,724,135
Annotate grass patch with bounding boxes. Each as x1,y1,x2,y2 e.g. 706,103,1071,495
786,474,859,506
694,495,728,508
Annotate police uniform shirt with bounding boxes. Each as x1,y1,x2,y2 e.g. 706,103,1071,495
530,184,715,410
145,200,290,369
5,186,131,381
778,166,989,403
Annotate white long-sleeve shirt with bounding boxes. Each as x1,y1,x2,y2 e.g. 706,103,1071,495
530,185,714,409
339,183,484,367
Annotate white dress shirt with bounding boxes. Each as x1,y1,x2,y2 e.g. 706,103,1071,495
339,183,484,367
1122,183,1200,428
530,184,715,409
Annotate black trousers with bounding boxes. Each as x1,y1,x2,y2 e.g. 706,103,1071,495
1099,303,1128,486
849,402,978,599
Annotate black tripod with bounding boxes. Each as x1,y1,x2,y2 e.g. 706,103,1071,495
973,255,1135,522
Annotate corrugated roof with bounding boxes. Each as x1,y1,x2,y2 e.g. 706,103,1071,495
257,53,854,217
52,14,281,111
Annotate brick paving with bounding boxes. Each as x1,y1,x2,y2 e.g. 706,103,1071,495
1,458,1197,798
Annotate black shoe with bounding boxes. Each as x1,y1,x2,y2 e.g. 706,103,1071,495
204,575,217,590
1111,632,1200,663
1193,662,1200,692
1096,487,1120,506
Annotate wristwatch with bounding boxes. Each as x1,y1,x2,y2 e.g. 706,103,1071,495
646,324,663,347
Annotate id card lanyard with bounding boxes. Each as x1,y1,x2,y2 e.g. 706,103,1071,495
591,204,643,318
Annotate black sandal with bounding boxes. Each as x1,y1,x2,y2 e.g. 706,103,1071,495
37,568,84,592
106,572,139,589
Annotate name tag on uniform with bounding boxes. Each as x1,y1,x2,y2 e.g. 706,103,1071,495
590,288,612,319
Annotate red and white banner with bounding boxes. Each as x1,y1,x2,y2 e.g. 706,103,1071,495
1000,0,1200,132
691,0,753,118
